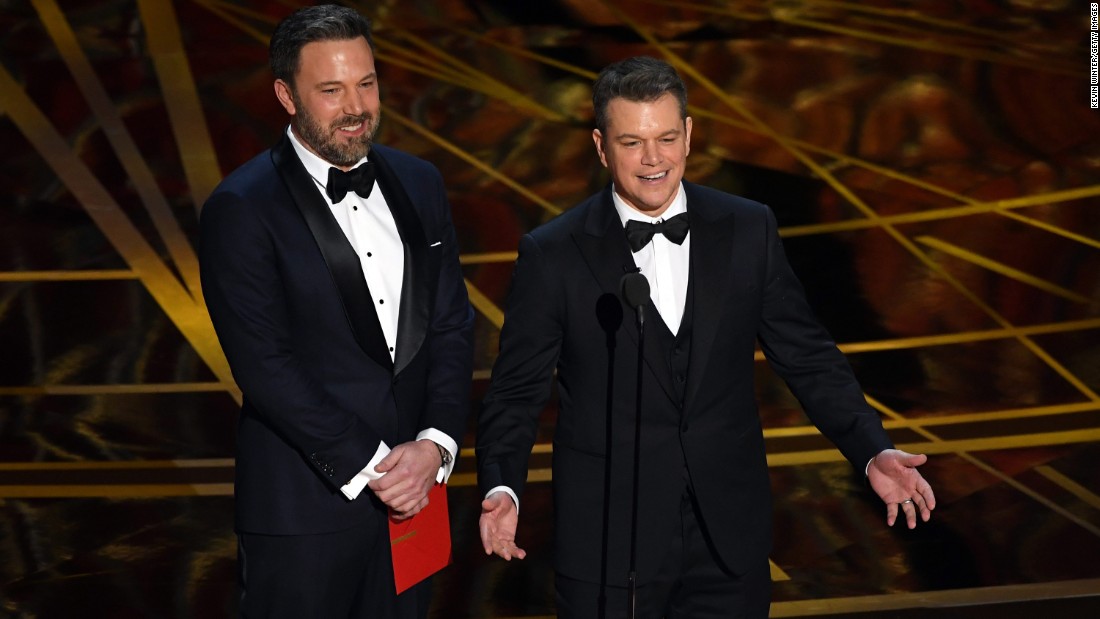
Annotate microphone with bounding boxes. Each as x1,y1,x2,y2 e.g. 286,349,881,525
619,272,650,326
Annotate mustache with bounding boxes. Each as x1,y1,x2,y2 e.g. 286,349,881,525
330,114,371,130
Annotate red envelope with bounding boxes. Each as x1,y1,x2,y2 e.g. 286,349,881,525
389,482,451,594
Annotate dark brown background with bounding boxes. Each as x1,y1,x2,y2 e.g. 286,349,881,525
1,1,1098,617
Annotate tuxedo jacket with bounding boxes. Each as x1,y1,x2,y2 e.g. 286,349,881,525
200,134,473,535
477,182,892,584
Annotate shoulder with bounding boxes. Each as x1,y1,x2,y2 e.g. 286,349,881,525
528,189,602,245
201,148,287,226
685,181,769,216
684,181,777,231
372,144,440,178
207,150,279,203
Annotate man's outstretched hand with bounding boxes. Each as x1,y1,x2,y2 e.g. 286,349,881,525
479,491,526,561
868,448,936,529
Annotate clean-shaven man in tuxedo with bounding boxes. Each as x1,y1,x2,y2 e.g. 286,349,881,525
199,5,473,618
476,56,935,618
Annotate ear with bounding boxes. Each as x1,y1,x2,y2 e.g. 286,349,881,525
274,79,297,116
592,128,608,168
684,116,693,158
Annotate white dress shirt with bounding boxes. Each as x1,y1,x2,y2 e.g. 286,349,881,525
286,127,455,500
614,183,690,334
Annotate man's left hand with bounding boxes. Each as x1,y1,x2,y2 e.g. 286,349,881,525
867,448,936,529
368,439,439,520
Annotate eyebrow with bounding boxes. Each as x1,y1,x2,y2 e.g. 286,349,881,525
314,73,377,88
614,128,681,140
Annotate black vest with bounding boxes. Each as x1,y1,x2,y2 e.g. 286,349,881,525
651,267,694,407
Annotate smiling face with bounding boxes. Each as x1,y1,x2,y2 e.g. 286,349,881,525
592,93,692,217
274,37,380,170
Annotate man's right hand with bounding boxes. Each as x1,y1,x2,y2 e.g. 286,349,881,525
479,492,526,561
368,440,438,519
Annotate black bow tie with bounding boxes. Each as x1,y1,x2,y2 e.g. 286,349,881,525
624,213,690,252
326,163,376,203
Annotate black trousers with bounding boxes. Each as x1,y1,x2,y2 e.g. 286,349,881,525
238,515,431,619
555,488,771,619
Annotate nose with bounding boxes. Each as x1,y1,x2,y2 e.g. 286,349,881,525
343,90,364,116
641,142,661,166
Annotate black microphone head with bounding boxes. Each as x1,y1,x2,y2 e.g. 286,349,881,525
620,272,650,309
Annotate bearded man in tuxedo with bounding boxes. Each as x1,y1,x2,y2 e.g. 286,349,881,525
200,5,473,617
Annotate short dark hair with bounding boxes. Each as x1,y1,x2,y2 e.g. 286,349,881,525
592,56,688,134
269,4,375,87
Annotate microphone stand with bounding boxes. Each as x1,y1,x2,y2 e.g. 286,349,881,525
596,294,622,619
619,271,649,619
628,299,644,619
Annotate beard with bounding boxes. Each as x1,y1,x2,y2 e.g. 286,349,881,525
291,93,380,167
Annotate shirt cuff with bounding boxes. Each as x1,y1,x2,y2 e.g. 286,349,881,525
485,486,519,514
340,440,391,500
865,453,880,477
417,428,457,484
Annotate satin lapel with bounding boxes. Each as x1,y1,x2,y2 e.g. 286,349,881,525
271,135,394,372
372,149,429,377
573,188,678,405
682,184,736,413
